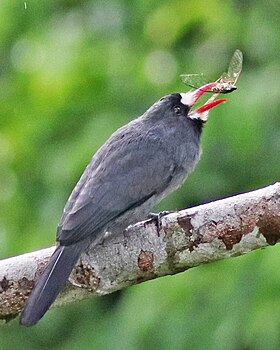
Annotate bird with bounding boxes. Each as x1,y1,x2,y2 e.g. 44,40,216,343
20,82,227,326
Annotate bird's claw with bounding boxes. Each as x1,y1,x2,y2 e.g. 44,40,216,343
148,211,173,236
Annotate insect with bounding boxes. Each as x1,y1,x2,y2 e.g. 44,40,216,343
180,49,243,94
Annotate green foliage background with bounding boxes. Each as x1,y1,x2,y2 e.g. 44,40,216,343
0,0,280,349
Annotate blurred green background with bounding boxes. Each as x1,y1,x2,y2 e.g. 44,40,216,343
1,0,280,349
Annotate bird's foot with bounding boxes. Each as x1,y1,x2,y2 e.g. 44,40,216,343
148,211,173,236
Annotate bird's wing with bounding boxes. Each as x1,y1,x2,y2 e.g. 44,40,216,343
57,132,176,245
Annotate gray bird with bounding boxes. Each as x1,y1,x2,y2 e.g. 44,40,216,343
20,83,226,326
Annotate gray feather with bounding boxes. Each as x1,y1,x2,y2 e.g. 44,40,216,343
20,93,203,325
20,240,89,326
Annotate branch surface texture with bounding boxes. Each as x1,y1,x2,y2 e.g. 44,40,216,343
0,183,279,323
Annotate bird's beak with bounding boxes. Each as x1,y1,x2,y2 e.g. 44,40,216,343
181,82,227,122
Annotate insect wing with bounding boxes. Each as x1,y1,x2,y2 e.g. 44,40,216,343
227,49,243,85
218,71,230,82
180,49,243,94
180,73,209,89
214,49,243,92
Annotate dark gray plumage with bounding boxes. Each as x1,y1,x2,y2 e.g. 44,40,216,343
20,89,225,326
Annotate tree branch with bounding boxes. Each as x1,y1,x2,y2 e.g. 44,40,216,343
1,183,280,323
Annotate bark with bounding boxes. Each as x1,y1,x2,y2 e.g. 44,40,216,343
0,182,279,323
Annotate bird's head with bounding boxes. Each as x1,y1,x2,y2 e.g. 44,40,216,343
149,82,227,125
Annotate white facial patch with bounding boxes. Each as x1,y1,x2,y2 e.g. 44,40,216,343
188,111,209,122
180,91,209,122
180,92,194,106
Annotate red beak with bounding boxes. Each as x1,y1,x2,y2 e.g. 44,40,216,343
191,82,227,112
181,82,227,121
195,98,227,114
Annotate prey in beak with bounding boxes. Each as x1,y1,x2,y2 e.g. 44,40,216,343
180,82,227,122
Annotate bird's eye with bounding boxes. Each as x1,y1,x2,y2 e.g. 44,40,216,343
174,105,182,115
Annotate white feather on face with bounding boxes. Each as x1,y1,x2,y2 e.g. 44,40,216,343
180,92,194,106
188,111,208,122
180,92,209,122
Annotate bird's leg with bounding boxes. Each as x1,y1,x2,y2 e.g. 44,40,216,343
148,211,174,236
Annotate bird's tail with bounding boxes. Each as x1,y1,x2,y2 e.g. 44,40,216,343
20,240,88,326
